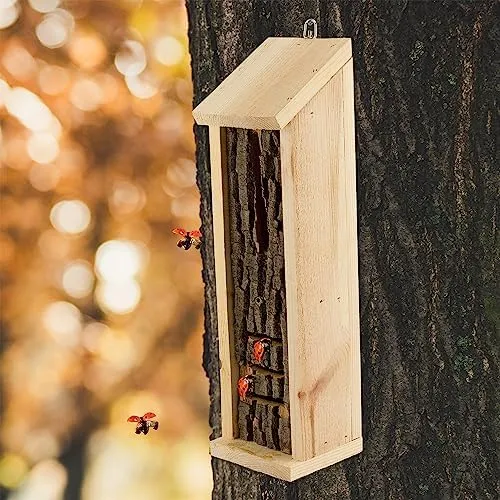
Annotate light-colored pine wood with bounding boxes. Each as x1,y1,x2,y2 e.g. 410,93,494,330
202,39,361,480
280,61,360,461
342,58,363,440
193,38,352,130
209,126,239,439
210,437,363,482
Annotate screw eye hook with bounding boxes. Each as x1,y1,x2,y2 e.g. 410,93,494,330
303,19,318,39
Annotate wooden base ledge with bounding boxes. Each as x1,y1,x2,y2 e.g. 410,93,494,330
210,437,363,481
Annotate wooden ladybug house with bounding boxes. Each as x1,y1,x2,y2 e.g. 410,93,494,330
193,37,362,481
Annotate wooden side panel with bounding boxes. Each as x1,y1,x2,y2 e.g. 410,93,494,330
209,126,238,439
342,59,362,441
281,63,360,461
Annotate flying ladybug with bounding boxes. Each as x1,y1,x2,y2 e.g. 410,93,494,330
172,228,202,251
237,375,254,402
253,337,271,365
127,412,159,435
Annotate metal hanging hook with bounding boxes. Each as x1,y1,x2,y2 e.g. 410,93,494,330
303,19,318,39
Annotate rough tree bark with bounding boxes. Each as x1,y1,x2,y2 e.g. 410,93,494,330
186,1,499,498
226,128,291,452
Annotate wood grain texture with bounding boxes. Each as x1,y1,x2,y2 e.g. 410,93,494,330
193,37,352,129
342,58,362,441
188,0,500,497
210,437,363,482
281,68,359,461
209,126,238,439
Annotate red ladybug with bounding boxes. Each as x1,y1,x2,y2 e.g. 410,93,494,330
253,338,271,365
237,375,254,401
127,412,159,435
172,228,202,250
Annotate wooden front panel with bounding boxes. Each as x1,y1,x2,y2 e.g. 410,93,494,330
225,128,291,453
280,63,361,461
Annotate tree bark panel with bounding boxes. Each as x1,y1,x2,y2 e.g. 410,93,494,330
226,127,291,452
237,399,292,454
252,371,286,401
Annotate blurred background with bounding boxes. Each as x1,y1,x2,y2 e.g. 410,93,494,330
0,1,211,499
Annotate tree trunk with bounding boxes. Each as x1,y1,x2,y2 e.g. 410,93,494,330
186,1,499,498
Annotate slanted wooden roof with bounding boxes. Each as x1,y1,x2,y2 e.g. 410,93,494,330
193,37,352,130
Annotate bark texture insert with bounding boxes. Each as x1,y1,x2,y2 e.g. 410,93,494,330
225,128,290,453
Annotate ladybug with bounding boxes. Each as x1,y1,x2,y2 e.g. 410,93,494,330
127,412,159,435
253,337,271,365
172,228,202,251
237,375,254,401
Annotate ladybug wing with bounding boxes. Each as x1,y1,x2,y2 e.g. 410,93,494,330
190,230,202,238
254,345,263,362
172,228,188,236
237,379,248,399
127,415,141,422
142,412,156,420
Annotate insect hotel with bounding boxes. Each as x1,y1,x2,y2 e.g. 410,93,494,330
193,37,362,481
